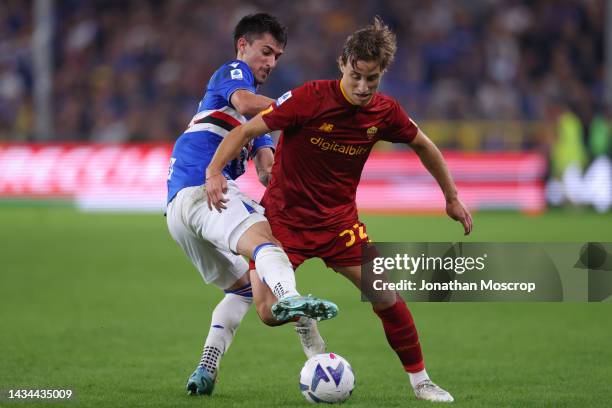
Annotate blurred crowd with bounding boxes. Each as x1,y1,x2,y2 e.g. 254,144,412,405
0,0,608,152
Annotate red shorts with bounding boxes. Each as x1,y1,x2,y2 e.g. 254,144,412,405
250,220,377,270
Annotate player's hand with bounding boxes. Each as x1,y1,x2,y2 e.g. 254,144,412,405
205,174,229,212
446,197,473,236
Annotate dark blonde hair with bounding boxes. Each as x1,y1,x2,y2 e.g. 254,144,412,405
339,16,397,71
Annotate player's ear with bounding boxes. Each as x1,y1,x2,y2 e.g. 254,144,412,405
237,37,248,54
337,57,345,75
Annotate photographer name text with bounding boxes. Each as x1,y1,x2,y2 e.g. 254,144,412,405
373,279,536,293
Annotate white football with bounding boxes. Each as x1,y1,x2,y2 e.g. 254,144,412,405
299,353,355,404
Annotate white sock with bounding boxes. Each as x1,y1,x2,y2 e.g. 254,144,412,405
199,291,252,377
296,316,312,327
408,368,430,388
253,243,300,299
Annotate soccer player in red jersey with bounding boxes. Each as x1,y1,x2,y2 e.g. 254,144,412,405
206,17,473,402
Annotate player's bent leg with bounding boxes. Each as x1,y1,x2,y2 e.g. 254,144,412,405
334,264,452,402
187,274,253,396
235,221,338,323
235,221,298,299
250,268,326,356
250,268,283,326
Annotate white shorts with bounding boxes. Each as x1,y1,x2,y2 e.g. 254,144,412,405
166,181,267,289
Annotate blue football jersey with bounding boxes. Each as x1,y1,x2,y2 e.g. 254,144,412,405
167,60,274,204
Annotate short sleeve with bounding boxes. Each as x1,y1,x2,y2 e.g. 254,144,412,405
215,62,257,104
251,134,275,157
381,99,419,144
260,81,320,131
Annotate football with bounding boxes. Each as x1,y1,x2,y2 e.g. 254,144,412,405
299,353,355,404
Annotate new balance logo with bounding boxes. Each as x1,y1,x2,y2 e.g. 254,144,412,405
319,123,334,132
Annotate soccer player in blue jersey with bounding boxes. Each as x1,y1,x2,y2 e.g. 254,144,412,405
166,14,336,396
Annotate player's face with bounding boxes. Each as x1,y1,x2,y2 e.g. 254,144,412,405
238,33,284,85
339,59,383,106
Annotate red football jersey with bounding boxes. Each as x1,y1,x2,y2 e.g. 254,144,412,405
261,79,418,230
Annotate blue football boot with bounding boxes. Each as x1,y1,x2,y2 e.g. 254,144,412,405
271,295,338,322
186,365,215,396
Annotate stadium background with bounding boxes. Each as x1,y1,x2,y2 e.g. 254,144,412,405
1,1,611,407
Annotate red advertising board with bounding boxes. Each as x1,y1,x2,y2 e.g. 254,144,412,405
0,144,547,212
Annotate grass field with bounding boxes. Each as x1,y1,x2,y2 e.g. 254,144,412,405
1,207,611,407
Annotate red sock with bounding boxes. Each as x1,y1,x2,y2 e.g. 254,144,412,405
374,297,424,373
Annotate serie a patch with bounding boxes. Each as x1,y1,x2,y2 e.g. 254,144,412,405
276,90,292,105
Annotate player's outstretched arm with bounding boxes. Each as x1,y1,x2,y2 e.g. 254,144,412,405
410,130,473,235
205,114,272,211
231,90,275,117
253,147,274,187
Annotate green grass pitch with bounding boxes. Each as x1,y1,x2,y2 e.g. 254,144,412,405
1,207,611,407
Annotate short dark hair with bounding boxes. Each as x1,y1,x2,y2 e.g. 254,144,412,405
233,13,288,53
339,16,397,71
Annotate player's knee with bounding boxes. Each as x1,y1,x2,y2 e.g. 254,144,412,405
264,234,283,248
254,235,283,252
237,223,284,258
